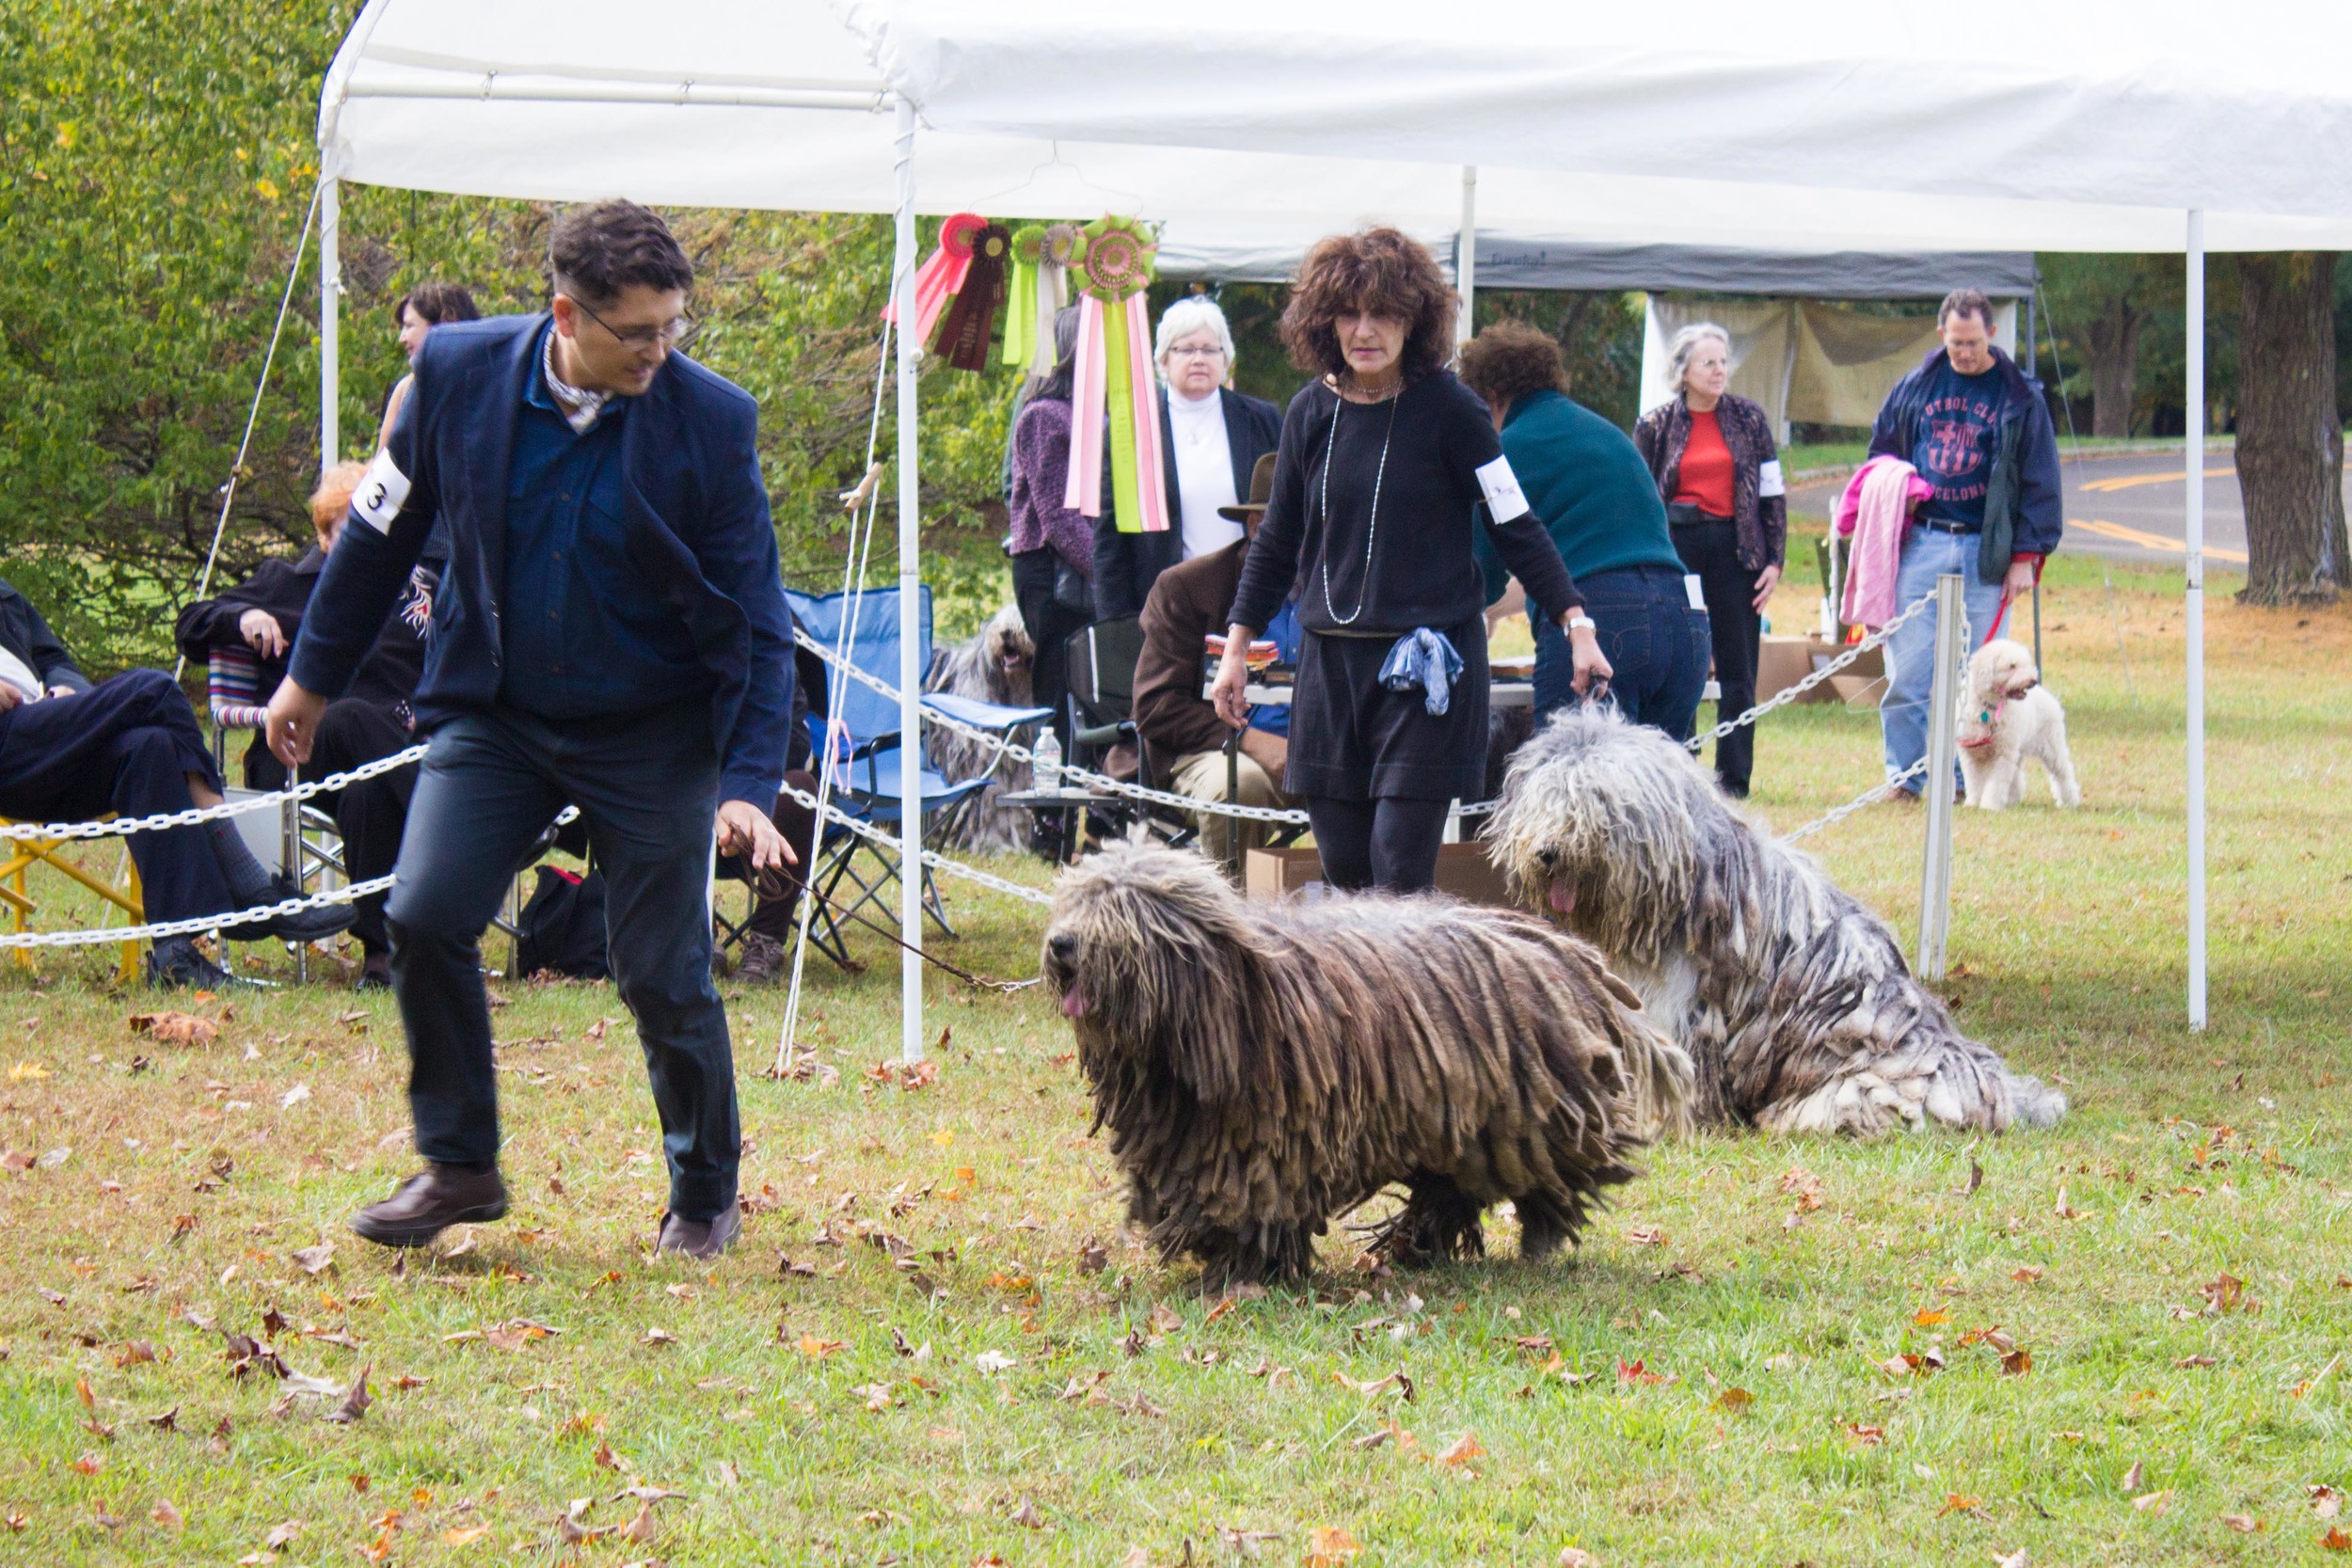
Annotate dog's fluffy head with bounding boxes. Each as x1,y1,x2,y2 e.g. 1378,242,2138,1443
1967,638,2040,705
1041,843,1257,1053
1485,706,1756,966
981,605,1035,697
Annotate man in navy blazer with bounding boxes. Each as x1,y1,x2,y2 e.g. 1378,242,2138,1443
268,200,794,1259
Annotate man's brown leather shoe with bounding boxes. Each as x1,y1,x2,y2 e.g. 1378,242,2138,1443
350,1164,509,1248
656,1205,741,1259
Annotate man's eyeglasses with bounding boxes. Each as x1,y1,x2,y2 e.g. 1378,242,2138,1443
565,293,701,352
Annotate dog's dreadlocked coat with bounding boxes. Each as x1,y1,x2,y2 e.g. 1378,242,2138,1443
1486,707,2067,1136
1041,843,1692,1286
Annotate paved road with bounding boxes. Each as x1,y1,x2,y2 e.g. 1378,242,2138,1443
1794,449,2311,567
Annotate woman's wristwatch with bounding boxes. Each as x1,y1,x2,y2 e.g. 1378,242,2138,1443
1563,613,1597,633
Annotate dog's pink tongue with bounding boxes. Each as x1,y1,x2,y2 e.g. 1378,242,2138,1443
1060,987,1089,1019
1549,882,1576,914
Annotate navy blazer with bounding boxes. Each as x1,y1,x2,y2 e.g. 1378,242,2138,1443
1090,386,1283,620
289,314,794,808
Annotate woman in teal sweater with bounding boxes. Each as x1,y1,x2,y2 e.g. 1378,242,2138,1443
1462,323,1709,738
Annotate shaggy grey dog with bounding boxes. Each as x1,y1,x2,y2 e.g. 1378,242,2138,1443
1486,707,2066,1136
923,605,1037,850
1041,843,1692,1285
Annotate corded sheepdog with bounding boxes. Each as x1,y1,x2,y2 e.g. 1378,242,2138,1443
1959,639,2081,811
1041,843,1692,1286
1486,708,2066,1137
922,605,1038,851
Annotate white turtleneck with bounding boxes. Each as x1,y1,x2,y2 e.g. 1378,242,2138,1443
1167,386,1243,558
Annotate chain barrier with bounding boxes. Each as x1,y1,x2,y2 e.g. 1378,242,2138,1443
1,743,432,844
1684,585,1936,752
0,875,398,951
776,778,1054,908
1778,759,1930,845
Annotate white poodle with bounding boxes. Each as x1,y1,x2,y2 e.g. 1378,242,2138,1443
1958,639,2080,810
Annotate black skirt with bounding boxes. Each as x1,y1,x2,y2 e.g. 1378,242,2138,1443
1283,613,1489,802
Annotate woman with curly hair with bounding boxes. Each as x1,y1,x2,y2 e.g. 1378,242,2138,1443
1214,229,1606,893
1459,321,1709,740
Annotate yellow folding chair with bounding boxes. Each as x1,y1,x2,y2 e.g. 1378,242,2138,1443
0,818,146,984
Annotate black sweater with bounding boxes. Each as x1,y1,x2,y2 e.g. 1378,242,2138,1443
1230,370,1581,637
176,548,431,708
0,578,91,694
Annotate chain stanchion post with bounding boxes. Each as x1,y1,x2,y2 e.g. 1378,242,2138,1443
283,764,306,984
1916,573,1963,979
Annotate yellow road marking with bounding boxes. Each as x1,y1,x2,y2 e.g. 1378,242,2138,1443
2067,516,2249,562
2078,467,2237,493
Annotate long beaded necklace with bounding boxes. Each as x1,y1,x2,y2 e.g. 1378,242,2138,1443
1316,379,1402,626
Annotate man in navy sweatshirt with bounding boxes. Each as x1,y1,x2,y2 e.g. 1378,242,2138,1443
268,200,795,1259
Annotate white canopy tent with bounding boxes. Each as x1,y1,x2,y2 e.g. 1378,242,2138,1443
320,0,2352,1048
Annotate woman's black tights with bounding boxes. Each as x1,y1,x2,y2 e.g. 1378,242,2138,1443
1305,795,1452,894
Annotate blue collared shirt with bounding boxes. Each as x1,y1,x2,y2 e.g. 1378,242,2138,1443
498,325,708,719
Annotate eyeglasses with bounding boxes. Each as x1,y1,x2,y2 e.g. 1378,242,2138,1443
1166,343,1227,359
565,293,701,352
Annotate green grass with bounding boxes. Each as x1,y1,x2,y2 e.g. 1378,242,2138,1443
2,558,2347,1565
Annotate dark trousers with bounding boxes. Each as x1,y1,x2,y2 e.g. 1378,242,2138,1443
310,700,417,957
385,703,737,1220
0,670,231,925
1673,518,1764,795
738,768,820,942
1304,794,1451,894
1532,563,1710,742
1009,547,1091,751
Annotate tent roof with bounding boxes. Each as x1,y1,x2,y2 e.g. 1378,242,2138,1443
1169,238,2040,295
322,0,2352,253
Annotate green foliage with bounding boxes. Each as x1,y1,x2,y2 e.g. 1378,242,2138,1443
0,0,1027,674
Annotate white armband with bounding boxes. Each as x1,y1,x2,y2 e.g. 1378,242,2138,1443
1475,454,1530,523
1758,459,1786,499
350,448,412,535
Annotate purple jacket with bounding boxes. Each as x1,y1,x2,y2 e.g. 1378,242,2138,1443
1007,395,1095,576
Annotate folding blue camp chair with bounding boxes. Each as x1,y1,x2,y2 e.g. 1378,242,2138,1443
785,586,1042,951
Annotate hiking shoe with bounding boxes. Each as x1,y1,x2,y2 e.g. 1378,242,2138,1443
736,930,790,986
350,1164,509,1248
656,1205,741,1259
147,935,252,990
357,952,392,990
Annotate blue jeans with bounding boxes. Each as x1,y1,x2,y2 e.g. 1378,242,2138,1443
386,703,738,1220
1533,564,1710,742
1881,529,2006,793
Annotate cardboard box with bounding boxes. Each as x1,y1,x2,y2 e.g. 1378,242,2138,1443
1755,635,1884,706
1244,843,1514,909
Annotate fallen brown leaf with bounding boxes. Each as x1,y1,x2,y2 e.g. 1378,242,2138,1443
2133,1490,2173,1514
128,1012,219,1047
1711,1387,1755,1414
1435,1432,1485,1468
2322,1525,2352,1550
150,1499,184,1530
1937,1493,1984,1519
1304,1524,1362,1565
2222,1513,2261,1533
324,1367,371,1424
2312,1485,2343,1520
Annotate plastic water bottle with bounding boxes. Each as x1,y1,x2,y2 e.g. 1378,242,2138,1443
1033,728,1062,793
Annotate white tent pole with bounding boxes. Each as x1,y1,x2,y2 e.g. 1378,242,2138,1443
1455,165,1477,344
892,97,925,1064
321,176,341,473
2185,209,2207,1031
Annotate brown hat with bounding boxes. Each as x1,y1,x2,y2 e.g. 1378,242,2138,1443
1217,451,1278,523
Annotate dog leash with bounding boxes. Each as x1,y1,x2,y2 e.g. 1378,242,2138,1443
751,867,1041,994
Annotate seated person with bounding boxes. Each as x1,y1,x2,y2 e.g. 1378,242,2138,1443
1132,453,1301,861
720,635,824,986
0,579,352,988
175,463,435,988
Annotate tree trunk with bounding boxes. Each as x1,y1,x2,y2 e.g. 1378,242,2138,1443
2083,303,2142,438
2235,252,2348,606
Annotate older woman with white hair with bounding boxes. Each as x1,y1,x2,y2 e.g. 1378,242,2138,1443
1632,323,1787,799
1089,294,1284,619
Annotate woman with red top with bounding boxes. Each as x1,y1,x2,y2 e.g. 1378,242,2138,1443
1632,324,1787,799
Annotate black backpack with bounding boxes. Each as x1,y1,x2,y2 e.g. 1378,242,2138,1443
514,863,609,981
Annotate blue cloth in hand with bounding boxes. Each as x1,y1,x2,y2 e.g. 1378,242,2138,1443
1378,626,1464,716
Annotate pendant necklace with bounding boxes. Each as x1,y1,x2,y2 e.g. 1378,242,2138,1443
1317,380,1402,626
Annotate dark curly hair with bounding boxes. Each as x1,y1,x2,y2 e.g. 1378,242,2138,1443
1279,228,1457,386
1456,321,1569,412
393,281,479,327
550,199,693,305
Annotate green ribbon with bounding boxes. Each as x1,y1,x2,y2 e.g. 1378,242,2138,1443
1004,224,1046,369
1104,298,1141,532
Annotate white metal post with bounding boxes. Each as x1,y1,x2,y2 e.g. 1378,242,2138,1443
2185,211,2207,1031
320,176,341,473
1455,166,1477,345
1916,573,1963,979
892,99,925,1064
